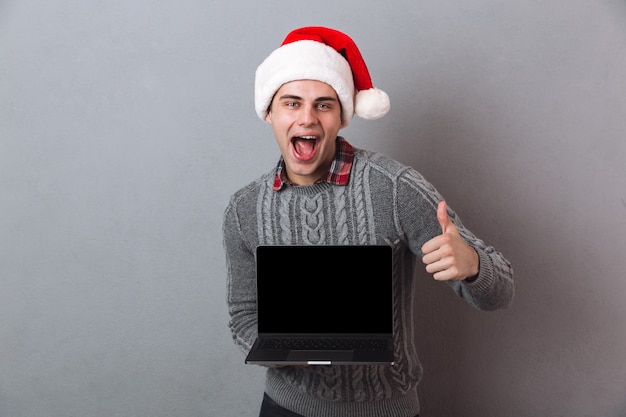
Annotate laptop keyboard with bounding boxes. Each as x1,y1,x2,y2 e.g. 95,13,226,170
259,338,388,351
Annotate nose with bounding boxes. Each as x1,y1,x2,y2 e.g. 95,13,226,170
298,104,318,126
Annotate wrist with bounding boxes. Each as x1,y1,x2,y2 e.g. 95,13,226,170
464,273,478,283
464,248,480,282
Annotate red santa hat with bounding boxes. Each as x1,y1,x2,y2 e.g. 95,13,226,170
255,26,390,126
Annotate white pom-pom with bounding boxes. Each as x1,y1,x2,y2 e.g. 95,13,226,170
354,88,390,120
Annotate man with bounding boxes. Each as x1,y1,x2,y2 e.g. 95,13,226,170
223,26,514,417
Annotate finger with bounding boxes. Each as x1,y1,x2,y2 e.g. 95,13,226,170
424,256,449,274
437,201,452,234
425,256,460,281
421,235,441,256
432,268,457,281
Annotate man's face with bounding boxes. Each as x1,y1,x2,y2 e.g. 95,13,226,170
265,80,342,186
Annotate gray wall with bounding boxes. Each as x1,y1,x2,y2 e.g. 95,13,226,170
1,0,625,416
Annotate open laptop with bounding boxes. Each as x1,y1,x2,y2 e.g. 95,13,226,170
245,245,395,366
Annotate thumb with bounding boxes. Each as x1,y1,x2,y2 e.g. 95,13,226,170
437,201,452,233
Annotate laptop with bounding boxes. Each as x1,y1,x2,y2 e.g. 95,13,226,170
245,245,395,366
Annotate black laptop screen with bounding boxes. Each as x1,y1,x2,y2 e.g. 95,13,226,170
256,245,393,334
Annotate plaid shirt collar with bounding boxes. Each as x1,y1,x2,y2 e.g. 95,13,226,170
272,137,354,191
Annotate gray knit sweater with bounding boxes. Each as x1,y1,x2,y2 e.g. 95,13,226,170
223,146,514,417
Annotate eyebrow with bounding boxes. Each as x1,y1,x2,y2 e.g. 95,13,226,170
278,94,338,103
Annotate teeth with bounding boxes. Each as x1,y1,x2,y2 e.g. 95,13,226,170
297,136,316,140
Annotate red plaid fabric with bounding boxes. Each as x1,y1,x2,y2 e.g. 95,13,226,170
273,137,354,191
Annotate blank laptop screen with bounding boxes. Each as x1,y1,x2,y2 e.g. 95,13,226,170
256,245,393,334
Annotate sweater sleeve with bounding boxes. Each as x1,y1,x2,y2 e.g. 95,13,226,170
222,196,258,354
395,168,514,311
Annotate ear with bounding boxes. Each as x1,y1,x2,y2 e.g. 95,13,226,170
265,112,272,124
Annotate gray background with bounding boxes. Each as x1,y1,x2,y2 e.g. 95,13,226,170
1,0,625,416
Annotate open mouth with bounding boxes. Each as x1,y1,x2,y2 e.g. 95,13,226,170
292,135,318,159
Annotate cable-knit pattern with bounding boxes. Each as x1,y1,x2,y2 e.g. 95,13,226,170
388,246,419,395
278,194,292,244
302,195,325,244
401,169,440,209
316,365,342,400
333,186,349,244
258,179,274,243
349,365,365,401
371,365,393,400
350,160,370,245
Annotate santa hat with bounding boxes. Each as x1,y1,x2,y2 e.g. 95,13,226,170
255,26,390,126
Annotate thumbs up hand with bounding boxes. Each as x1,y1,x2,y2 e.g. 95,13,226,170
421,201,480,281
